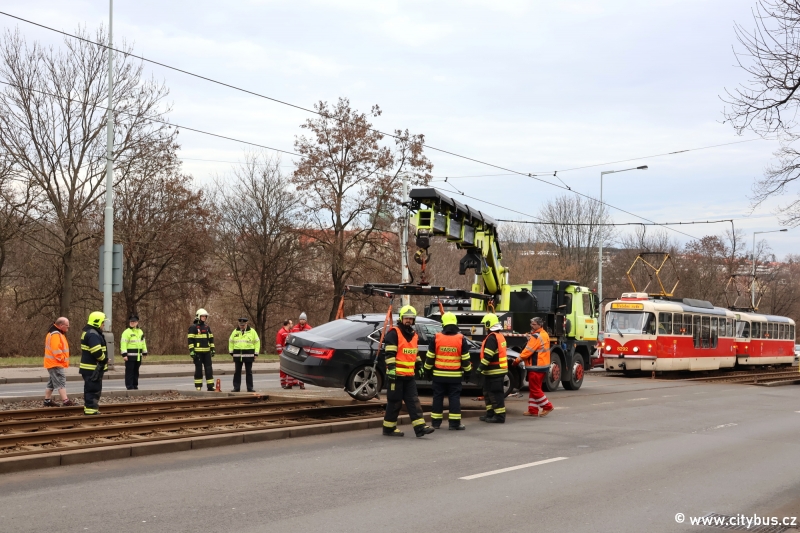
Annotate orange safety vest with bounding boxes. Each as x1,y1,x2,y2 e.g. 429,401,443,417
480,331,508,375
394,327,419,377
433,332,464,372
523,329,551,367
44,328,70,369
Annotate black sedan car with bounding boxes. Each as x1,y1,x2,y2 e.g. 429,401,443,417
280,314,522,401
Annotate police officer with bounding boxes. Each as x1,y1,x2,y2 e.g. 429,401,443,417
120,313,148,390
188,308,215,391
79,312,108,415
423,312,472,430
382,305,435,438
478,313,507,423
229,316,260,392
516,316,554,417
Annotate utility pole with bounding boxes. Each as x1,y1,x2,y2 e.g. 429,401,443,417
103,0,115,365
400,173,410,307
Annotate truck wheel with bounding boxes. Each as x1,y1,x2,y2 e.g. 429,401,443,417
503,369,521,397
542,354,562,392
562,354,585,390
346,366,382,401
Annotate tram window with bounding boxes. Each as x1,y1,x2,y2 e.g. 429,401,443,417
752,322,760,339
644,314,656,335
684,315,692,336
736,320,750,339
710,317,718,348
693,315,701,347
673,314,683,335
791,325,795,340
766,323,773,339
727,318,734,337
780,323,786,339
658,313,672,335
700,316,710,348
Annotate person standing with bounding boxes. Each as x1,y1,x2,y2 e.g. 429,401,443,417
382,305,435,438
79,312,108,415
276,319,294,389
423,312,472,430
517,316,554,417
288,313,312,390
229,316,260,392
188,308,215,391
120,314,148,390
43,317,75,407
477,313,507,424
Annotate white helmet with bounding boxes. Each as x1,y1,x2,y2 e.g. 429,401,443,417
196,308,209,319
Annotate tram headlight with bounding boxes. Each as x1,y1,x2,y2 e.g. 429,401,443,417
633,347,639,353
605,345,611,352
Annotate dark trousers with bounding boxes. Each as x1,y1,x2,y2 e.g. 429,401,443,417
193,353,214,390
83,374,103,414
124,357,141,390
431,381,463,427
482,375,506,422
383,378,426,434
232,357,254,391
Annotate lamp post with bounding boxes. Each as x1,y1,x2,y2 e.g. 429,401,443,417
751,228,788,308
598,165,648,333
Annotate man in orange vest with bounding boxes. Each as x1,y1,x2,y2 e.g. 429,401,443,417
516,316,554,417
382,305,435,438
423,312,472,430
478,313,508,423
43,317,76,407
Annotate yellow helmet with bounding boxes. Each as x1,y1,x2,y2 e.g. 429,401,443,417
481,313,499,328
87,311,106,328
399,305,417,320
196,308,209,319
441,312,457,327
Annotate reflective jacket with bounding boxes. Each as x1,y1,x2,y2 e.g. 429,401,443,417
120,327,148,361
44,325,69,369
383,324,419,379
423,325,472,382
521,329,551,371
479,331,508,377
229,326,260,357
79,326,108,376
188,321,214,355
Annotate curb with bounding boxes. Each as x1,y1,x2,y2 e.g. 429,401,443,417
0,410,483,474
0,368,279,385
0,389,179,404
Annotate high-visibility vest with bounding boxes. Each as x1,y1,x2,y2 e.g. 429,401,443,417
121,327,147,361
480,332,508,376
530,330,551,367
44,328,69,369
394,327,419,377
433,332,465,378
229,327,260,357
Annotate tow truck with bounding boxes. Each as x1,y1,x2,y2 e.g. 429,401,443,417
407,188,600,392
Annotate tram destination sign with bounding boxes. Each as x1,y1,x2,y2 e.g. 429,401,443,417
611,302,645,310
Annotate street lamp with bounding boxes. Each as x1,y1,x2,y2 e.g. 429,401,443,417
751,228,788,308
598,165,648,333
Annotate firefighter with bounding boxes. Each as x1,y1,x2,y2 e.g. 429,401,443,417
288,312,311,390
276,319,294,389
516,316,554,417
382,305,435,438
229,316,260,392
79,312,108,415
423,312,472,430
188,308,215,391
477,313,507,423
120,313,148,390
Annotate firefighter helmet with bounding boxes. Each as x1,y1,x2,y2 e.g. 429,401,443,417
87,311,106,328
441,312,458,327
481,313,499,328
196,308,209,319
399,305,417,320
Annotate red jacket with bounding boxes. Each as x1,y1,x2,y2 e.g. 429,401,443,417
291,323,312,333
275,327,291,354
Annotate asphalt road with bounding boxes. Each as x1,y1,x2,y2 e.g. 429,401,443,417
1,375,799,533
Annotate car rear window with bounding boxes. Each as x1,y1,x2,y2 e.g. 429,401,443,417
304,319,377,340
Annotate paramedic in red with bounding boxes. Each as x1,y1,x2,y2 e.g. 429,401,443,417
276,319,295,389
287,312,312,389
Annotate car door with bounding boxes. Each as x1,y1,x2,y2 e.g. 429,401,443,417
415,322,442,381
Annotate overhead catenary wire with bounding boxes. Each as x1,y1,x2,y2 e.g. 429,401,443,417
0,10,751,241
496,218,734,227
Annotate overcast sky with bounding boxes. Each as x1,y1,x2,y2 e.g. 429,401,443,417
2,0,797,257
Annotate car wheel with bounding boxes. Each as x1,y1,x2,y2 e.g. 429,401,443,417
503,368,521,397
346,366,383,401
542,353,562,392
562,353,585,390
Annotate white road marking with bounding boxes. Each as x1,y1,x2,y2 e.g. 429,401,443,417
711,423,737,430
627,397,648,401
592,401,614,405
460,457,569,480
662,395,678,397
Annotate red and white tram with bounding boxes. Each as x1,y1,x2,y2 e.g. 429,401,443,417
602,293,796,372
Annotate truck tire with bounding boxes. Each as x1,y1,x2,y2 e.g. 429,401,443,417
542,352,562,392
562,353,585,390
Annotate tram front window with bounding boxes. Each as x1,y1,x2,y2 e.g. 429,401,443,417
606,311,656,335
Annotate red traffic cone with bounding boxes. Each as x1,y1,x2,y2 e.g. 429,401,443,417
215,379,221,392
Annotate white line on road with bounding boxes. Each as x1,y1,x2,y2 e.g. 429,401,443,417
627,398,648,401
592,402,614,405
459,457,568,480
711,423,737,430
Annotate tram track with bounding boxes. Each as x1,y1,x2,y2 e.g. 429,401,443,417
686,370,800,385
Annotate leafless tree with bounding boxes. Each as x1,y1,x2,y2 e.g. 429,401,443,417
0,152,34,290
0,27,176,316
293,97,432,320
724,0,800,225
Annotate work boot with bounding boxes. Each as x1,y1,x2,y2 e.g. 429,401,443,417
61,399,76,407
449,424,466,431
431,421,442,429
539,407,554,417
196,387,202,391
247,389,256,393
207,387,215,392
479,414,495,422
43,399,57,407
231,389,240,392
414,425,435,438
299,383,305,390
383,428,404,437
485,417,505,424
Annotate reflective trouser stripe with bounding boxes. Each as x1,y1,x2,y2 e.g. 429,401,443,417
449,413,461,420
431,413,443,420
486,405,493,410
494,407,506,414
206,379,214,385
383,420,397,428
411,418,425,427
84,408,98,414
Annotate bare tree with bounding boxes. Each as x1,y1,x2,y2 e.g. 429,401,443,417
724,0,800,225
0,27,176,316
215,154,303,342
0,152,34,289
293,97,432,320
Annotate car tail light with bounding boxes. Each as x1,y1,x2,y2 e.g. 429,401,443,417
305,347,335,360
